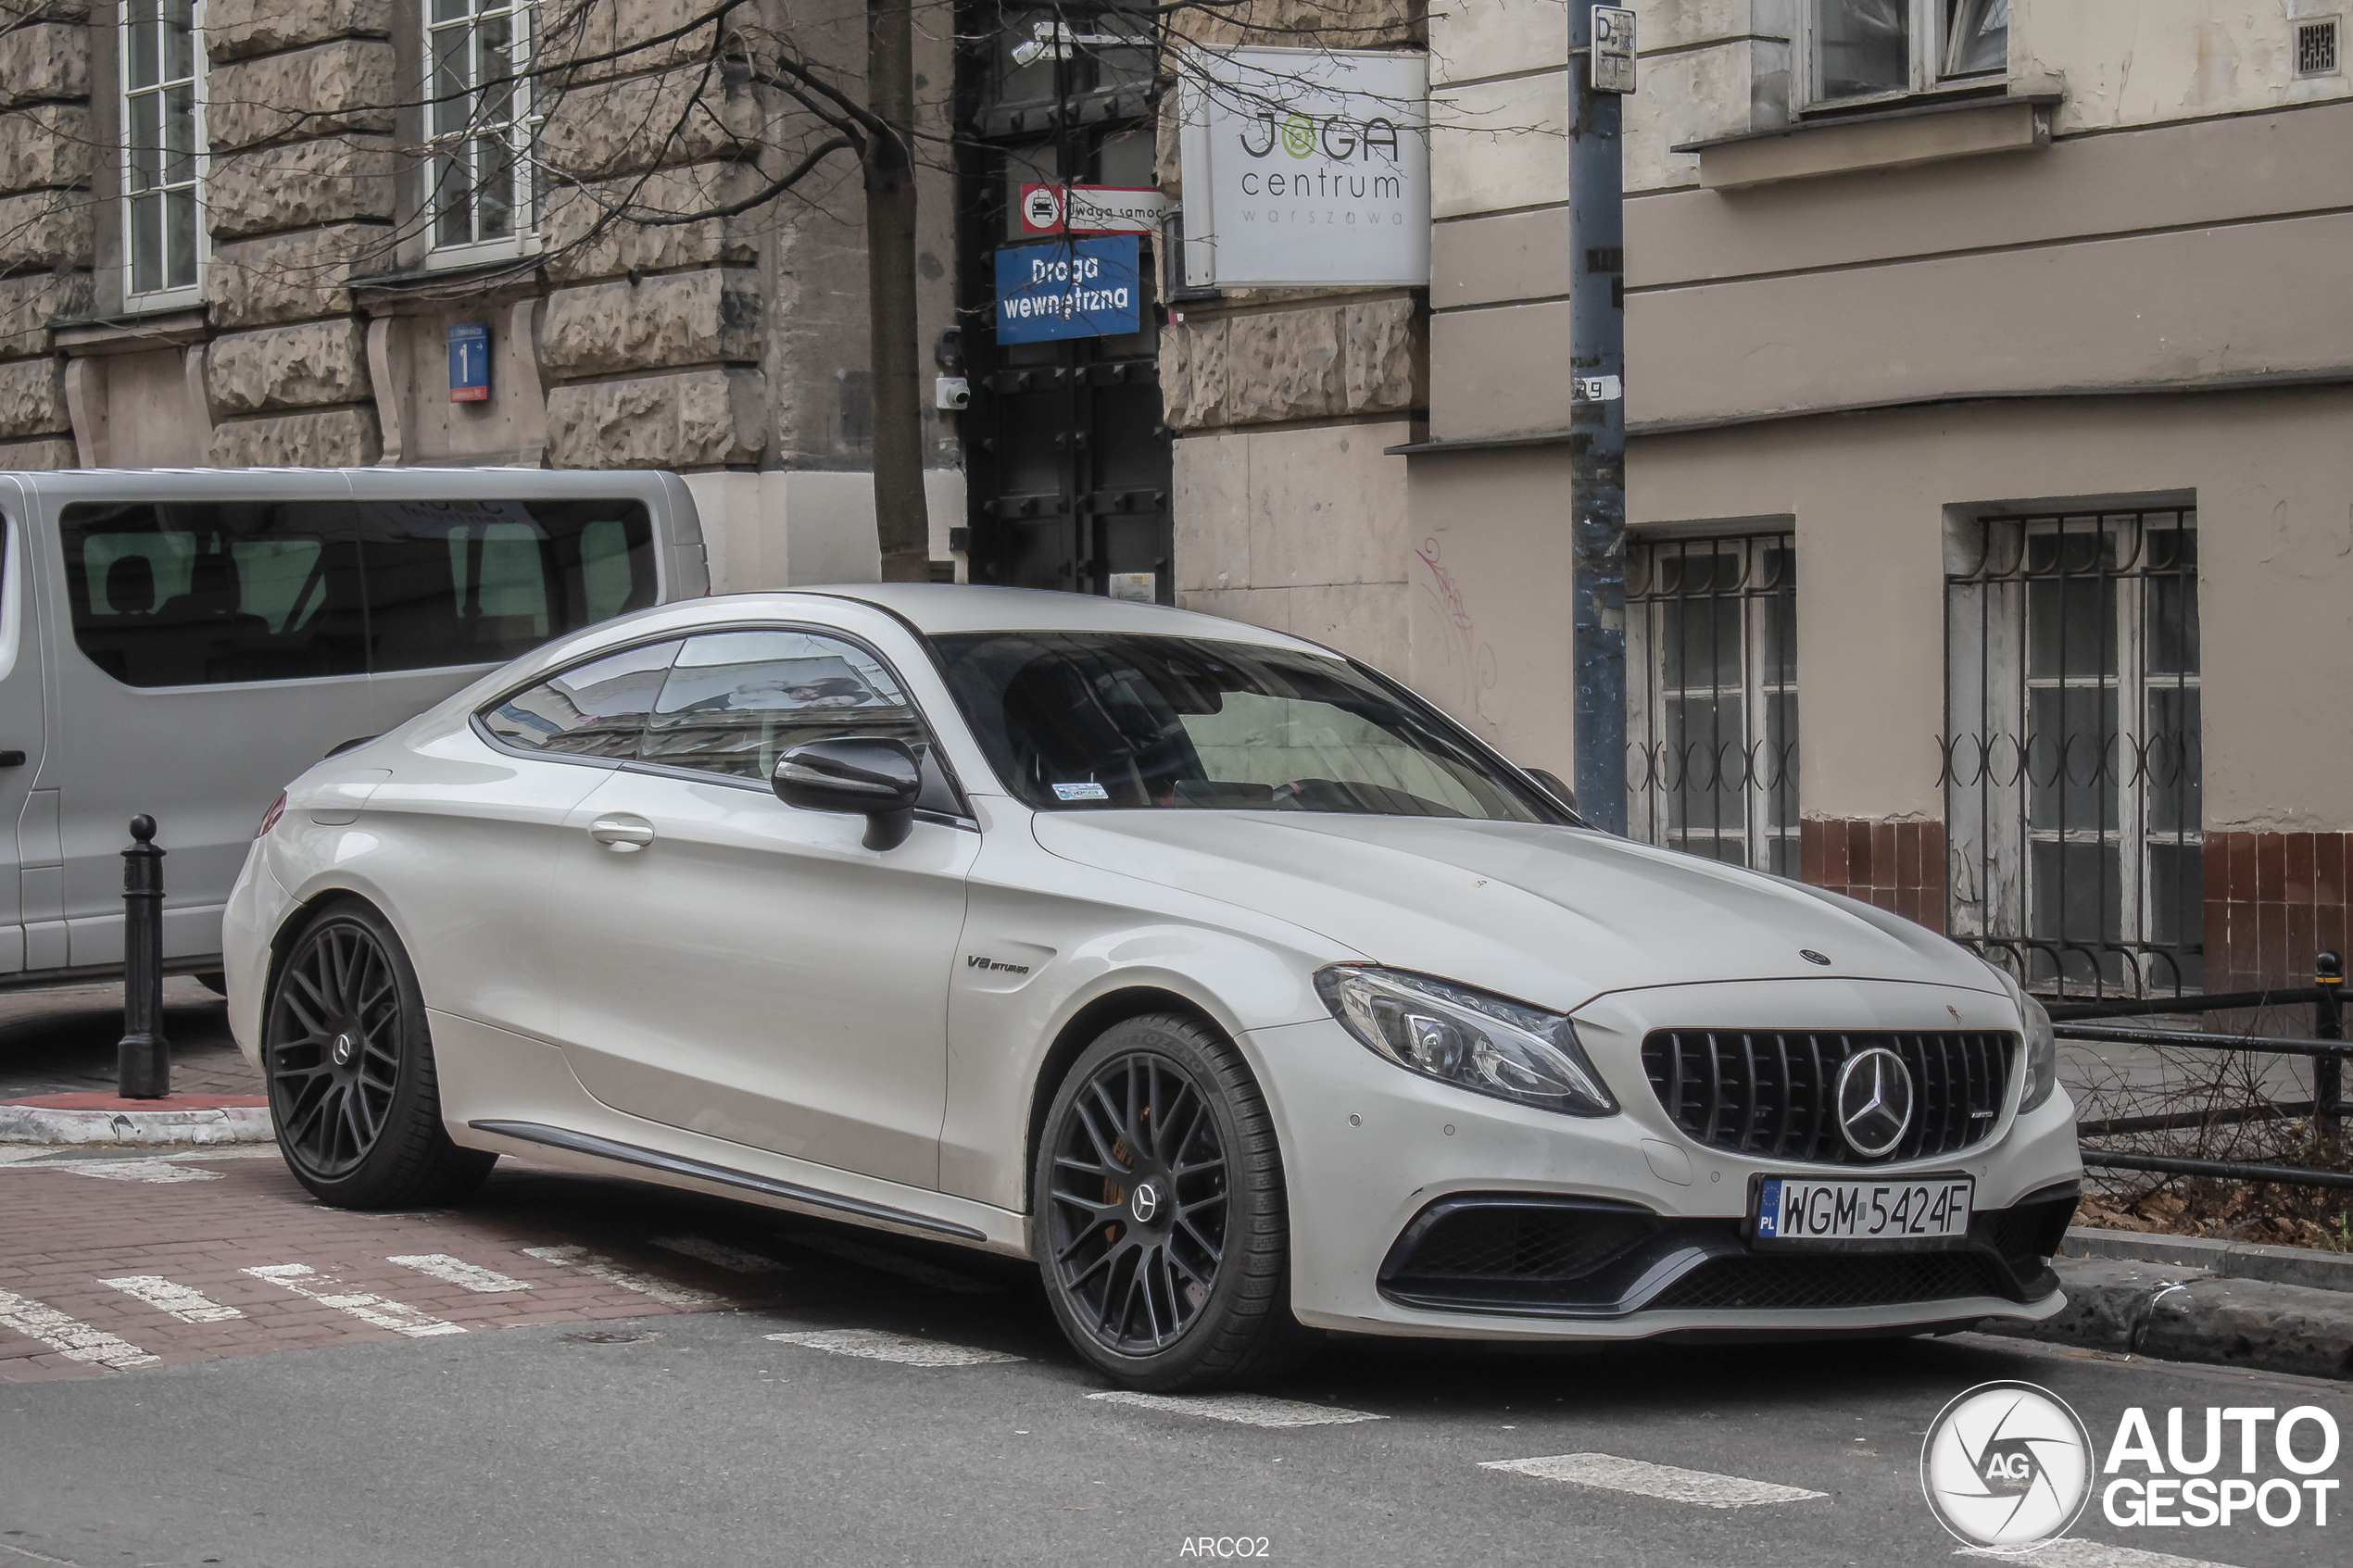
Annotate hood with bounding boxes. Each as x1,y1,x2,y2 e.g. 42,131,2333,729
1031,810,2004,1014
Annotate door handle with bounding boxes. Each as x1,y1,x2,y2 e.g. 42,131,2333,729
0,750,23,768
589,815,655,851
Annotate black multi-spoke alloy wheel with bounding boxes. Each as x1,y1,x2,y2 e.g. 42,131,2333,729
1035,1014,1317,1391
264,901,495,1209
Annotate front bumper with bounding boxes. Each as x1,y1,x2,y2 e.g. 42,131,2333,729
1250,978,2081,1343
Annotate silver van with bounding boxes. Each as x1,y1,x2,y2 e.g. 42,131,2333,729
0,467,709,990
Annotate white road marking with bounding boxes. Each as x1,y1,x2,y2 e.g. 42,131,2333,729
651,1235,787,1274
241,1264,466,1337
764,1328,1023,1366
1088,1390,1388,1428
36,1159,224,1184
0,1286,160,1369
521,1245,721,1307
98,1275,244,1323
1959,1543,2247,1568
387,1254,534,1294
1480,1453,1827,1508
778,1232,997,1295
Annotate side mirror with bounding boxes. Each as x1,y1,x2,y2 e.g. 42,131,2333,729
773,738,924,851
1524,767,1579,816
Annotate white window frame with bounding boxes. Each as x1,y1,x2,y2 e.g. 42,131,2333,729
423,0,541,268
1626,530,1801,877
1796,0,2011,114
1944,509,2202,999
118,0,207,312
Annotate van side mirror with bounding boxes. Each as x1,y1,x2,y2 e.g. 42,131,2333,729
773,738,923,851
1524,767,1579,816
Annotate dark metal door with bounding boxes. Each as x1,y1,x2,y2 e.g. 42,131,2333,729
955,5,1173,601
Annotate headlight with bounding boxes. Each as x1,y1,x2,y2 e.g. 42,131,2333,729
1313,965,1617,1117
1989,962,2058,1113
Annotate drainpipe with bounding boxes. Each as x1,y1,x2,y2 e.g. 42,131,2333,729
1568,6,1632,833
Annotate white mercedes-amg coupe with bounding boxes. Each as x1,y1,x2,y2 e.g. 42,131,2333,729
224,585,2081,1389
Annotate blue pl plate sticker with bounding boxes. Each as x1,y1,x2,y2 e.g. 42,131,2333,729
1052,782,1110,801
995,236,1140,344
1755,1178,1782,1237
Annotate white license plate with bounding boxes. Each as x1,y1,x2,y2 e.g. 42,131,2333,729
1752,1174,1974,1248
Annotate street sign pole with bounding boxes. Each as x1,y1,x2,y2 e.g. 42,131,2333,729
1569,6,1632,833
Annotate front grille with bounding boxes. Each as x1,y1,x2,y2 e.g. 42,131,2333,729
1640,1029,2016,1164
1392,1203,1654,1285
1646,1252,2009,1312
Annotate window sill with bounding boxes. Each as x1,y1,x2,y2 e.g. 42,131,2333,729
1674,92,2060,191
51,306,210,357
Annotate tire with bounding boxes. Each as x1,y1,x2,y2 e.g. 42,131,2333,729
1033,1013,1319,1391
262,901,496,1209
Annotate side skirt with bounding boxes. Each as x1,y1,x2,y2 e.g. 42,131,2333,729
468,1119,989,1243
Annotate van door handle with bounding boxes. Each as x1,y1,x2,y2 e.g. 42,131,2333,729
589,815,655,851
0,751,23,768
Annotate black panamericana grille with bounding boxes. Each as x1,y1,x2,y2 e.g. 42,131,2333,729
1640,1029,2017,1164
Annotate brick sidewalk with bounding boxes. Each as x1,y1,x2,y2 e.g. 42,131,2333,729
0,979,261,1101
0,1148,988,1382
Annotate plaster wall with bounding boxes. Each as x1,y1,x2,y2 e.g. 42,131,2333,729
684,469,966,594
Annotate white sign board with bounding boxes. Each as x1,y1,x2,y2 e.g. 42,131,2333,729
1592,6,1637,94
1177,46,1429,289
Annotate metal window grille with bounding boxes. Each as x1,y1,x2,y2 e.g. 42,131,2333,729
122,0,201,297
428,0,536,252
1627,533,1799,875
2296,19,2340,78
1942,509,2201,999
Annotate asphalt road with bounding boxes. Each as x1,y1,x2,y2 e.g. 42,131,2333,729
4,1198,2347,1568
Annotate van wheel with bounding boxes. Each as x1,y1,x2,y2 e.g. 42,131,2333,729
1034,1014,1318,1392
263,903,495,1209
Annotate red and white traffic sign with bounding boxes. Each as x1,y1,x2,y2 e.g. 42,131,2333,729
1017,183,1169,235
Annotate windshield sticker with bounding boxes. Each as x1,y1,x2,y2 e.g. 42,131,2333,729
1052,782,1110,801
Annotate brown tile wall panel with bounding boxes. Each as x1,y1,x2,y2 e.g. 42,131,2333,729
1800,818,1946,935
2203,832,2353,1027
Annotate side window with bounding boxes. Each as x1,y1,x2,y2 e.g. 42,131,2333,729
61,500,369,686
480,640,680,759
360,498,658,673
641,630,963,812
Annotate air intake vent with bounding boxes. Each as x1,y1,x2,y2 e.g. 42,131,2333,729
2296,19,2340,77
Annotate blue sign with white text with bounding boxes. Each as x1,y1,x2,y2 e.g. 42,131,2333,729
994,236,1140,344
448,322,490,402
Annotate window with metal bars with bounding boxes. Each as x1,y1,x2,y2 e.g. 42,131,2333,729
121,0,202,303
1626,533,1799,875
1943,508,2201,998
426,0,537,260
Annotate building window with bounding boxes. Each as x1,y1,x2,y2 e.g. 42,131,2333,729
426,0,535,260
1627,532,1799,876
1803,0,2008,109
1943,508,2201,1000
121,0,202,303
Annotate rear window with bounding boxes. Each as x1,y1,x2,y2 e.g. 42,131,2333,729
60,496,658,688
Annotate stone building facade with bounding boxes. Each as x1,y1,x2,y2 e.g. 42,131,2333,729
0,0,966,587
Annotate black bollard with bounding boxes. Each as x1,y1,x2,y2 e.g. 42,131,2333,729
117,814,170,1099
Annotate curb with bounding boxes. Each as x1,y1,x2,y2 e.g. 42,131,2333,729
1982,1257,2353,1382
2059,1224,2353,1294
0,1100,272,1146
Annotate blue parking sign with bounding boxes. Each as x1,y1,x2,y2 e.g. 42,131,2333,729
995,236,1140,344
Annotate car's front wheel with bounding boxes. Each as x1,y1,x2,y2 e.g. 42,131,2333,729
263,901,495,1209
1034,1013,1317,1391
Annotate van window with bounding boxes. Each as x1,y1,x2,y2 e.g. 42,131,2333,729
60,497,659,687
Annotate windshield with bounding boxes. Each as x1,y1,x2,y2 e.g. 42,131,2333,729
930,632,1566,822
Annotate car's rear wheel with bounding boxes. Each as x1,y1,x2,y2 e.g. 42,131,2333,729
1034,1013,1317,1391
263,902,495,1209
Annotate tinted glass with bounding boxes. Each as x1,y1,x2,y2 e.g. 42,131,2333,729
480,639,681,758
931,632,1563,822
357,498,657,672
61,497,660,687
640,630,962,812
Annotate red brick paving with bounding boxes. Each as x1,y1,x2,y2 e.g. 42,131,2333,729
0,1149,898,1383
